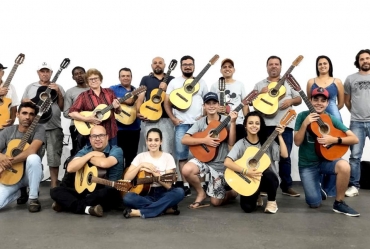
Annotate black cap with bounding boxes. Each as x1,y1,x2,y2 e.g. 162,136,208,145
203,92,219,103
0,63,7,70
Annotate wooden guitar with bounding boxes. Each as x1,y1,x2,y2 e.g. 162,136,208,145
218,77,230,115
129,171,178,196
224,109,296,196
140,59,178,121
31,58,71,124
169,55,219,110
0,53,25,130
74,86,146,135
114,102,137,125
0,98,53,185
286,74,348,160
253,55,303,117
190,90,258,162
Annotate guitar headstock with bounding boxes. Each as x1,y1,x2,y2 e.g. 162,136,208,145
132,86,147,96
218,77,226,91
60,58,71,69
15,53,25,65
160,173,177,183
38,98,53,115
168,59,177,71
209,55,220,65
279,109,296,126
286,74,301,91
292,55,304,67
241,90,259,106
114,180,132,192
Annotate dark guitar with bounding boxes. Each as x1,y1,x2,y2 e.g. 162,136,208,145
0,53,25,130
189,90,258,162
31,58,70,123
129,171,177,196
286,74,348,161
140,59,177,121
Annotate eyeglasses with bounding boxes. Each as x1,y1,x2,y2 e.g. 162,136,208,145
88,77,100,82
90,134,107,140
181,64,194,67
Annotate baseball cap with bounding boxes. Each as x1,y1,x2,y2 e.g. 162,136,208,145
0,63,7,70
203,92,219,103
37,62,53,71
221,58,234,67
311,87,329,99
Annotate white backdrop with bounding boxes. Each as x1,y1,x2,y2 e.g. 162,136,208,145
2,0,370,181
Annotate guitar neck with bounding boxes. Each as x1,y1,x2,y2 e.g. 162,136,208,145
156,69,173,96
189,63,212,88
91,176,115,188
220,91,225,107
273,64,296,91
298,90,325,126
252,130,280,161
2,64,20,90
136,176,160,185
16,113,42,151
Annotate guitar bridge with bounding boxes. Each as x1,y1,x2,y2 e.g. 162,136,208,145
121,110,131,117
261,98,273,106
201,144,210,153
176,93,188,102
145,106,158,112
236,172,251,184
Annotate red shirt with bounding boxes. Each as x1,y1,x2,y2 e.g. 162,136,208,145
69,87,118,139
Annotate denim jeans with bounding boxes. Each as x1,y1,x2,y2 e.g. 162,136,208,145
299,159,339,207
0,154,43,209
349,121,370,188
123,187,185,218
175,124,192,160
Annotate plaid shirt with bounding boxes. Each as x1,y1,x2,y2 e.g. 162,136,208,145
69,87,118,139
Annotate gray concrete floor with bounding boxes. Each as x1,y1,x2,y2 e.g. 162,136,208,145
1,184,369,249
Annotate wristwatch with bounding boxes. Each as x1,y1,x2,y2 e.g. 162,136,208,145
337,137,342,144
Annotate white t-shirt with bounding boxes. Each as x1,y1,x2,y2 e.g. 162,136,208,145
131,151,176,187
0,83,20,108
166,76,208,124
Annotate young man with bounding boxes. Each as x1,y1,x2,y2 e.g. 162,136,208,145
181,92,238,208
110,68,141,168
210,58,249,141
0,63,20,130
0,102,45,212
22,62,65,189
136,57,175,154
253,56,302,197
63,66,89,156
50,125,123,217
164,55,208,196
344,49,370,197
294,87,360,217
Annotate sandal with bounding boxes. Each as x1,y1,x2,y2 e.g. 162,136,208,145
188,202,210,209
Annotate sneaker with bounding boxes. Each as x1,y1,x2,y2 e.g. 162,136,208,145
52,202,63,212
257,195,263,207
28,199,41,213
345,186,359,197
282,188,300,197
88,205,103,217
260,192,267,197
333,201,360,217
17,187,29,205
264,201,278,214
184,186,191,197
321,188,327,200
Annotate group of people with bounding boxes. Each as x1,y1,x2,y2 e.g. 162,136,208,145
0,49,369,219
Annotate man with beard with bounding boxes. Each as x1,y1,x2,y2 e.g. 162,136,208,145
344,49,370,197
164,55,208,196
110,68,141,169
136,57,175,154
253,56,302,197
63,67,89,156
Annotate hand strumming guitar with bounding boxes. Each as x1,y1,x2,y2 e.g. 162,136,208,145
244,168,262,181
203,134,220,147
279,99,292,110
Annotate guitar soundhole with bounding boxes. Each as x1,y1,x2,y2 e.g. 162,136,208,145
95,111,103,120
152,96,162,104
269,89,278,97
319,124,329,135
40,92,50,101
12,148,22,157
209,130,219,138
185,85,194,92
87,173,93,185
248,159,258,169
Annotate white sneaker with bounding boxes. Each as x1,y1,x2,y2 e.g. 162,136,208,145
345,186,359,197
264,201,278,214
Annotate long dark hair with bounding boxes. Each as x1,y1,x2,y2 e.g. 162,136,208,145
243,112,268,145
146,128,163,151
316,55,333,77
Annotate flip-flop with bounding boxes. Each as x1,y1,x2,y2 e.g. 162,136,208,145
188,202,210,209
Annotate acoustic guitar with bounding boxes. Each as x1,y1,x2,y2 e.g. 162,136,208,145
0,53,25,130
74,86,146,135
31,58,70,123
190,90,258,162
253,55,303,117
169,55,219,110
286,74,348,160
224,109,296,196
0,98,53,185
139,59,178,121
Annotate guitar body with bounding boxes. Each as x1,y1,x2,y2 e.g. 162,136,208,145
253,82,286,117
0,139,29,185
169,79,200,110
0,97,12,129
74,104,112,135
224,146,271,196
75,165,98,194
31,86,58,104
115,103,137,125
189,120,228,162
140,89,166,121
130,171,152,196
308,113,348,160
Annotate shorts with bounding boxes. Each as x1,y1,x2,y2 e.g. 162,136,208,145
174,124,192,160
44,128,64,167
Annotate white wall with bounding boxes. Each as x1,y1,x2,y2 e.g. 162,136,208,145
2,0,370,180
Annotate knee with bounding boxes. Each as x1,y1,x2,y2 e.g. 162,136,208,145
26,154,42,166
336,160,350,174
240,204,255,213
123,192,137,206
50,187,62,200
181,163,196,177
210,198,222,207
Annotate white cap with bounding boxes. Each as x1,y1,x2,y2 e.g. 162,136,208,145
37,62,53,71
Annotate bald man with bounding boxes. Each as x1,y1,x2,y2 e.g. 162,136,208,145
50,125,123,217
136,57,175,154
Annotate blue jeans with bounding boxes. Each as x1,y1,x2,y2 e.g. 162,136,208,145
0,154,43,209
175,124,192,160
299,159,339,207
123,187,185,218
349,121,370,188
